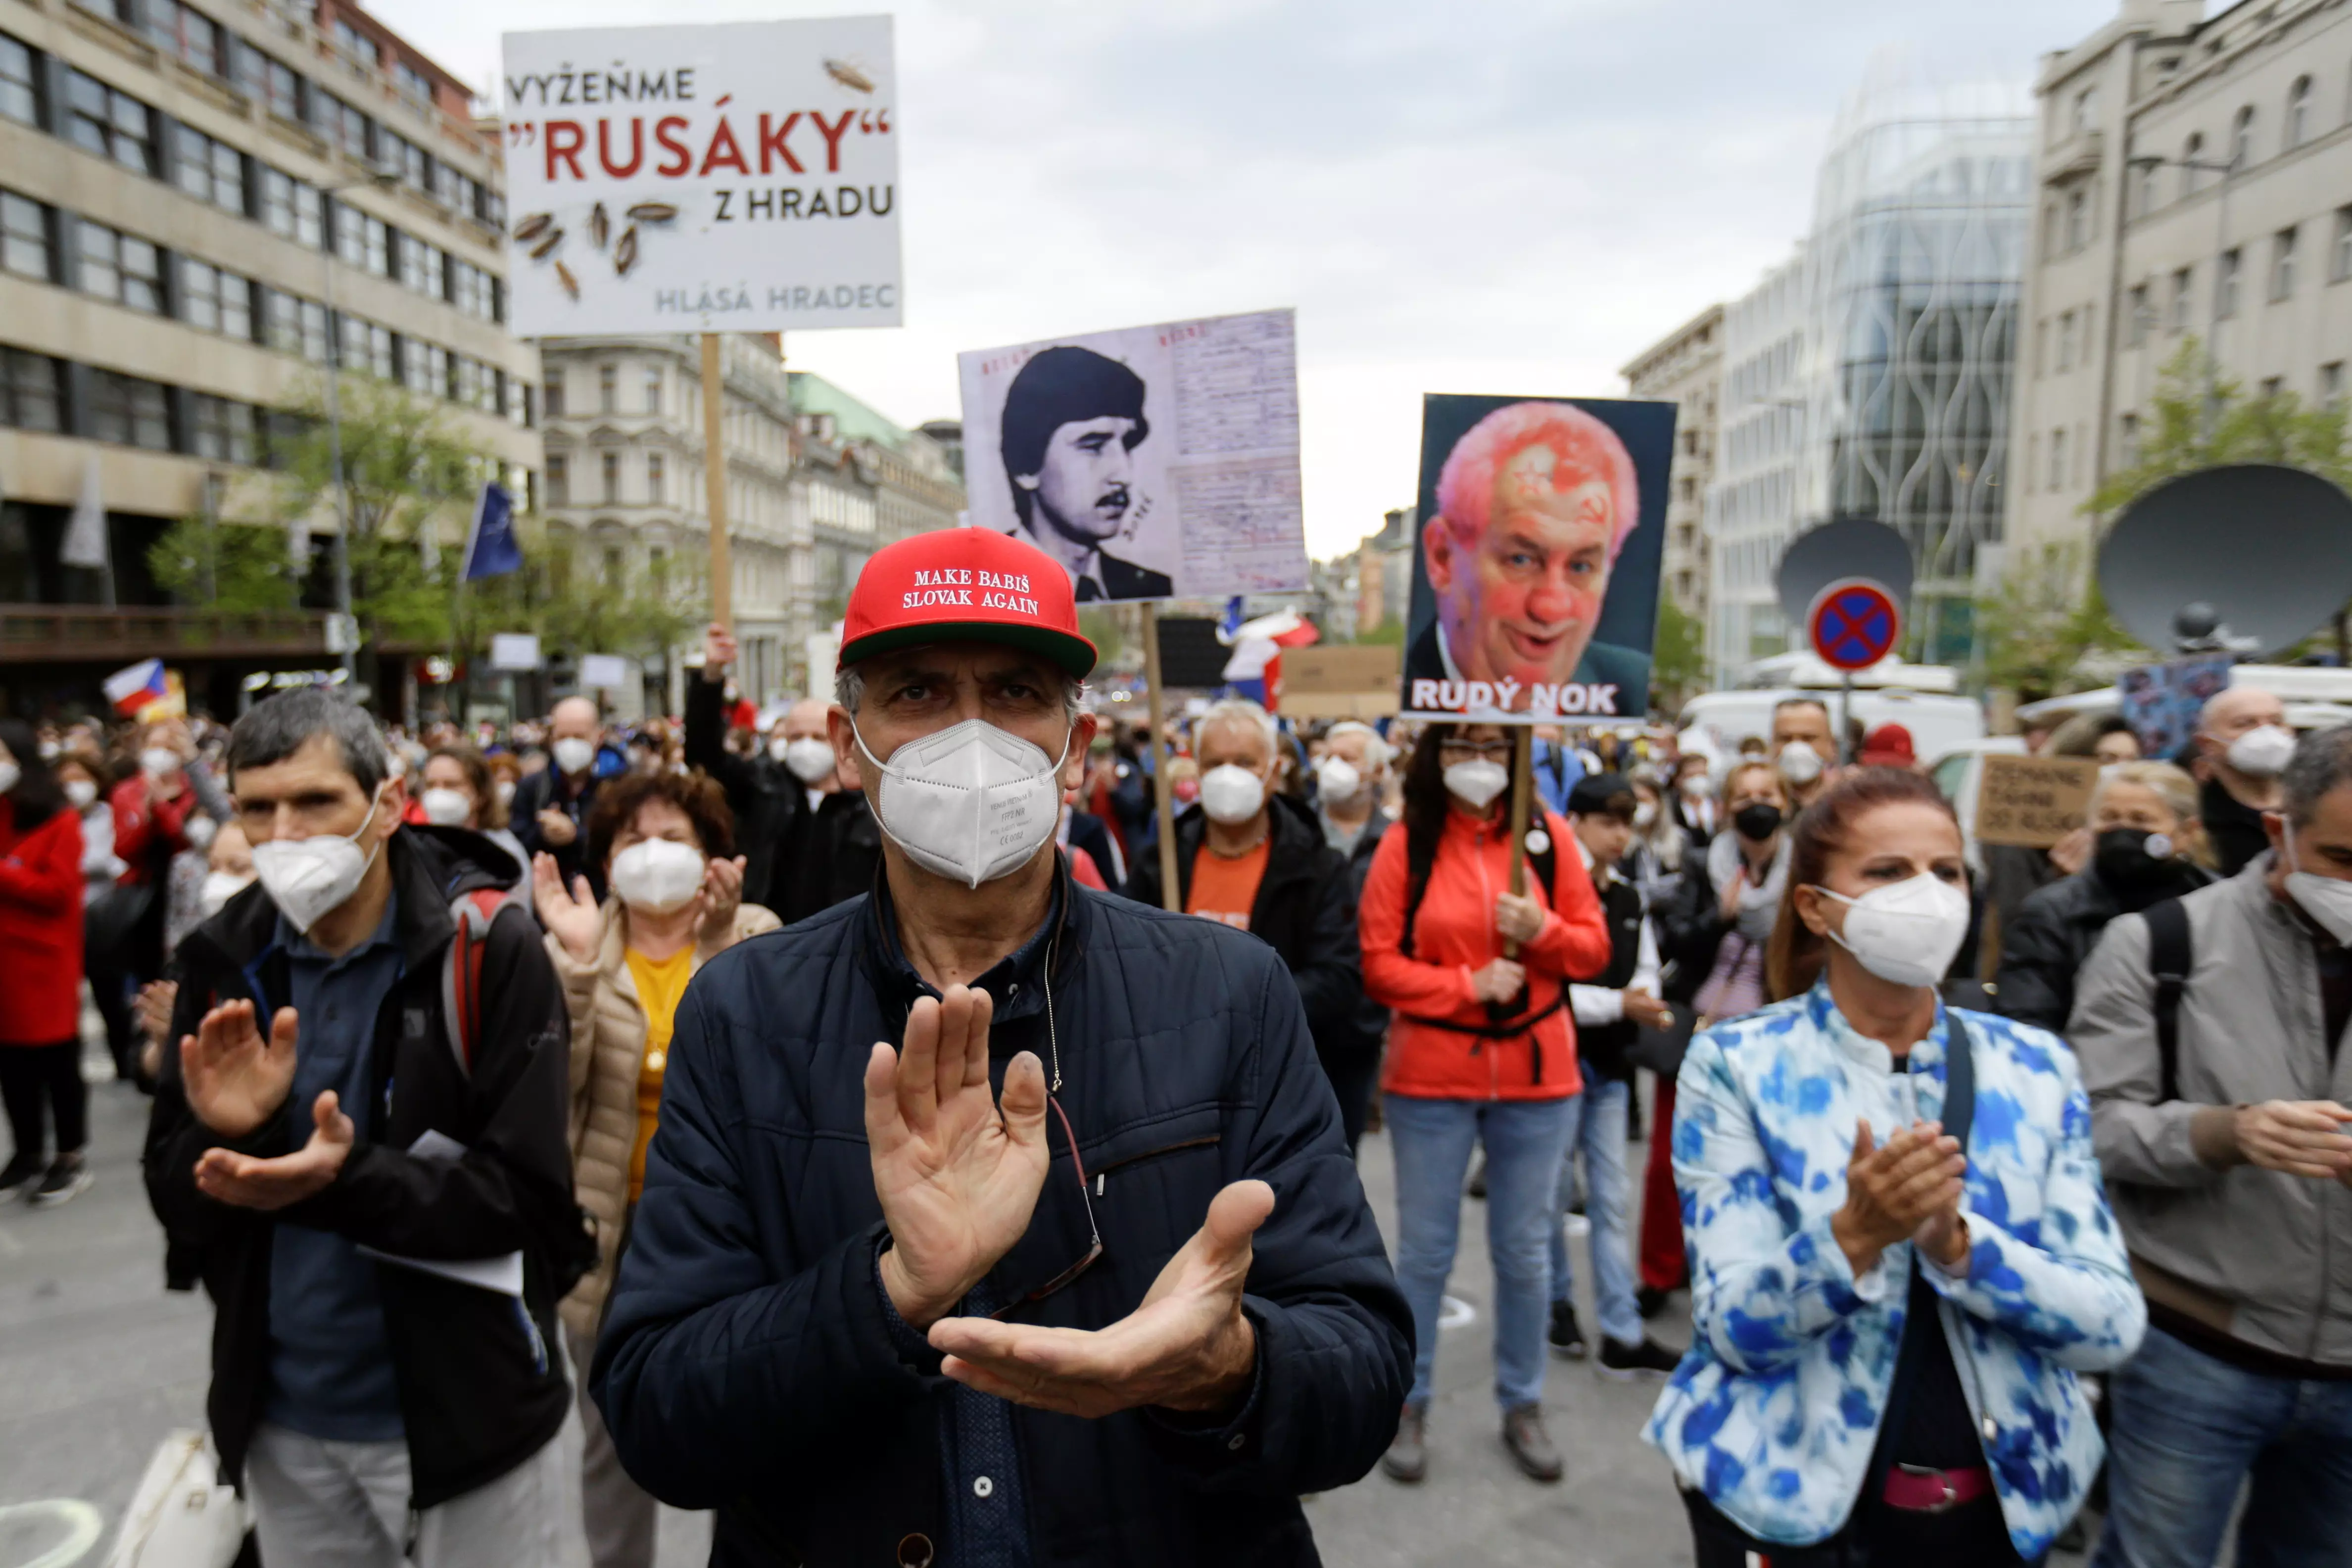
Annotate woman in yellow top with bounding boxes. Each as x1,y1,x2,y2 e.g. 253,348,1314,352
531,767,778,1568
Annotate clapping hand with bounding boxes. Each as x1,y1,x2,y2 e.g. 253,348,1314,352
180,999,299,1139
868,985,1052,1330
930,1179,1270,1419
1832,1119,1965,1277
693,855,749,949
531,853,602,963
194,1089,354,1211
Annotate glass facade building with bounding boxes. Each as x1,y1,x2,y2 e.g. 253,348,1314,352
1708,61,2031,680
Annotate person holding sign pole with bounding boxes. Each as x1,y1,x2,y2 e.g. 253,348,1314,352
590,527,1408,1567
1358,723,1614,1484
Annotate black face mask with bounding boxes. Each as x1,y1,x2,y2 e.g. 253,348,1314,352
2095,827,2187,898
1733,802,1783,842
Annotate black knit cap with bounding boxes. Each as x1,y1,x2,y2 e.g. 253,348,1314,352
1567,771,1637,818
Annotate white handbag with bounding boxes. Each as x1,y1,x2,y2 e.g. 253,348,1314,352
105,1430,246,1568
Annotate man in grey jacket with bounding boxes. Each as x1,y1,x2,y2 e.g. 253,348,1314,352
2070,724,2352,1568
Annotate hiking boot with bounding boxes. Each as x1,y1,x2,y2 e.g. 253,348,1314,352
1547,1300,1589,1360
1501,1403,1563,1482
1380,1404,1427,1483
1596,1335,1681,1380
0,1151,43,1199
29,1153,91,1208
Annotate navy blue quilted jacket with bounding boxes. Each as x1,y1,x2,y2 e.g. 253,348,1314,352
591,865,1412,1567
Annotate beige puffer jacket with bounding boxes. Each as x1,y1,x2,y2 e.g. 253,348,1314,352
550,896,780,1340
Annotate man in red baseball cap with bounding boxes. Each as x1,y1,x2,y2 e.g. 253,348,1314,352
592,528,1410,1567
1858,722,1918,771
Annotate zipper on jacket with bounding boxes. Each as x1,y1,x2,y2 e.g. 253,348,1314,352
1473,822,1501,1101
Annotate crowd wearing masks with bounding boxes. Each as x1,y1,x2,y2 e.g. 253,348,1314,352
4,511,2347,1567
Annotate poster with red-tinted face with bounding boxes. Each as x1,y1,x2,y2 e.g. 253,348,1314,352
1398,394,1675,724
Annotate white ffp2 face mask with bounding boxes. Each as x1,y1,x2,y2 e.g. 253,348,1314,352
610,837,707,916
199,870,254,918
2284,827,2352,944
1316,756,1363,805
140,747,182,780
782,737,837,785
856,717,1068,889
1200,764,1267,825
419,787,472,827
551,736,597,776
1813,872,1970,989
250,786,388,934
63,778,97,810
1777,740,1825,786
2224,724,2296,779
1443,759,1509,810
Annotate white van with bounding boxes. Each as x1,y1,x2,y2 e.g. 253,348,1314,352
1678,686,1986,763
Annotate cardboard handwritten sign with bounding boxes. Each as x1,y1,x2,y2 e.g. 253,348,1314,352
1273,646,1403,719
1975,755,2101,848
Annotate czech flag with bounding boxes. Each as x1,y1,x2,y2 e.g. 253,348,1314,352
104,657,169,718
1219,610,1320,711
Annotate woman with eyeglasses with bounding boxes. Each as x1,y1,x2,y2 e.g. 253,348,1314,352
1360,722,1614,1485
530,768,776,1568
1647,768,2142,1565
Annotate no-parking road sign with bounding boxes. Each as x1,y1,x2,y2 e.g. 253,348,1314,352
1808,578,1903,671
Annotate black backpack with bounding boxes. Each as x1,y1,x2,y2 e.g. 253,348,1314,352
2143,897,2192,1103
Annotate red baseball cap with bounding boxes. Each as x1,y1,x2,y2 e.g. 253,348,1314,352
1859,722,1917,767
838,528,1097,678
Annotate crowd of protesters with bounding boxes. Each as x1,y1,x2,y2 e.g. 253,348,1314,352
0,530,2343,1564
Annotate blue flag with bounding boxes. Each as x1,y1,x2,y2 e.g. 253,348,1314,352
460,481,522,581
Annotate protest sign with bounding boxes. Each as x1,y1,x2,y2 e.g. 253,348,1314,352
1398,395,1674,723
2117,655,2232,760
491,634,543,671
1273,646,1401,719
579,654,631,689
501,17,899,335
957,310,1306,604
1976,754,2102,848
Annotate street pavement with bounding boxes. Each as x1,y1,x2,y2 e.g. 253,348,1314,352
0,1055,2102,1568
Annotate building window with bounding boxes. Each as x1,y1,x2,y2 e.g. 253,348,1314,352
601,451,620,503
88,369,171,449
332,19,379,66
172,124,246,212
2073,86,2098,135
2119,412,2140,468
598,363,617,414
2261,376,2285,399
2065,188,2088,251
2126,283,2150,347
602,546,624,586
262,168,324,248
544,372,566,419
2335,208,2352,283
189,394,255,463
335,205,391,277
2324,362,2346,407
2049,428,2068,490
646,452,664,502
397,62,433,108
181,260,252,339
337,318,393,380
66,71,157,175
2170,266,2193,331
2218,248,2242,319
0,347,62,431
643,366,663,415
262,55,301,120
78,221,163,314
145,0,223,76
2289,76,2313,150
2034,317,2048,376
2134,155,2158,217
405,340,446,399
2057,310,2076,372
315,92,371,162
0,190,50,282
547,454,569,506
2231,106,2255,169
0,33,39,127
2272,228,2299,301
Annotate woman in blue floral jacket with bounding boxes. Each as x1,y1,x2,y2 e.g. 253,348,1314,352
1646,768,2143,1566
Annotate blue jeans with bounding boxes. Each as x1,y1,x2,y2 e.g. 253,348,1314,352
2092,1325,2352,1568
1385,1092,1577,1411
1548,1075,1642,1346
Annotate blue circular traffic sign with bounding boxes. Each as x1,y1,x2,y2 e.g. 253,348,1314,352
1807,578,1903,671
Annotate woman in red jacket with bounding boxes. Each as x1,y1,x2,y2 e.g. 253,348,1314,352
0,718,90,1205
1360,722,1613,1486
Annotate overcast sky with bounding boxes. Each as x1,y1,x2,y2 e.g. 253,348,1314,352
378,0,2132,559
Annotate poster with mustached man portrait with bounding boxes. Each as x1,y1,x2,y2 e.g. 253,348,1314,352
957,310,1307,603
1399,394,1675,723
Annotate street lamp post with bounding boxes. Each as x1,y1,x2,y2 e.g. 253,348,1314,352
2127,150,2240,441
319,166,401,695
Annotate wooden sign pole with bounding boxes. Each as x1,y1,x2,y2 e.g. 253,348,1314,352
700,333,732,629
1141,604,1182,912
1501,725,1536,947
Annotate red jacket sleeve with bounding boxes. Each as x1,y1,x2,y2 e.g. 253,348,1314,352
1521,811,1614,983
0,810,85,915
1357,823,1477,1016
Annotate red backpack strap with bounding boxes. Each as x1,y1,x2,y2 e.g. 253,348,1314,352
438,888,507,1077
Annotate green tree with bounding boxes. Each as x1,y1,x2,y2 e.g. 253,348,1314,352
1649,595,1706,707
1350,617,1405,647
1973,539,2139,704
2087,337,2352,515
148,514,299,613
